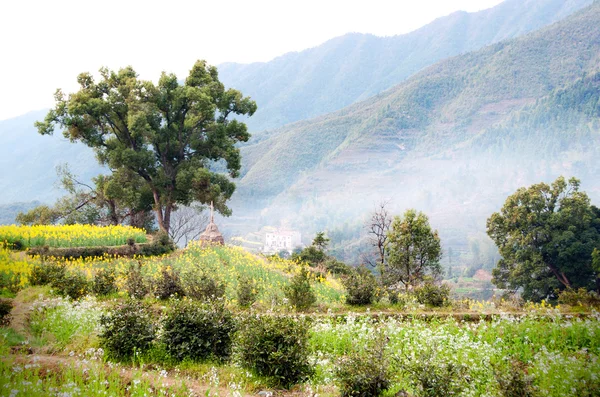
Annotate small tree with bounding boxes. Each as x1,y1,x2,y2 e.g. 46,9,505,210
366,200,392,267
312,232,330,252
383,209,442,290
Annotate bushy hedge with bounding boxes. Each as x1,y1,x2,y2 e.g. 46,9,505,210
342,266,379,305
99,300,156,361
235,315,313,388
161,301,235,362
284,268,316,311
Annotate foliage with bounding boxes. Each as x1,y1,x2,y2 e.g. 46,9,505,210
99,300,155,361
181,267,226,302
396,346,468,397
92,268,117,296
312,232,330,252
36,60,257,233
235,315,313,388
236,275,260,308
413,281,450,307
0,224,147,249
557,288,600,308
487,176,600,301
154,266,185,300
0,271,22,294
384,209,442,290
0,299,13,326
292,245,327,267
51,270,90,300
284,267,317,310
124,262,149,300
335,332,391,397
342,266,379,305
29,262,66,286
494,359,537,397
324,258,353,275
161,301,235,362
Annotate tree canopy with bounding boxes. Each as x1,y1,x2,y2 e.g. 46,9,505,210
36,60,257,233
487,176,600,301
383,209,442,290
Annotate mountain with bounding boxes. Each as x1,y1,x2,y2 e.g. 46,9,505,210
0,110,104,205
219,0,592,133
226,1,600,258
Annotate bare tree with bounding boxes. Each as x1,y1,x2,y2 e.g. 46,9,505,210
366,200,392,268
169,204,209,247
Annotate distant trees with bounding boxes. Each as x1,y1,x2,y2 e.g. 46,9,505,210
382,209,442,290
487,176,600,301
36,60,256,233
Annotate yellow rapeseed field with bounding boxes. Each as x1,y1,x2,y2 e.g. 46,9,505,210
0,224,147,248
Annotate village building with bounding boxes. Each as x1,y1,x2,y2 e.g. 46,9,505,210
263,229,302,254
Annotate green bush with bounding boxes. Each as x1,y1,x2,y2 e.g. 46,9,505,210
0,298,13,326
413,281,450,307
0,271,22,294
52,270,90,300
154,267,185,300
284,268,316,311
92,268,117,296
29,262,66,286
124,262,149,299
324,258,353,275
494,359,537,397
99,300,156,361
161,301,235,362
342,266,379,305
236,315,313,388
397,348,467,397
558,288,600,308
335,332,391,396
182,268,226,302
236,275,260,308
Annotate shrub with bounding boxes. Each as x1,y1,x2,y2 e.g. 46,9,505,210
124,262,149,299
336,332,391,396
0,298,13,326
284,268,316,311
343,266,379,305
494,358,537,397
29,262,66,286
154,267,185,300
236,275,260,308
324,258,353,275
92,268,117,296
99,300,155,361
397,348,467,397
413,281,450,307
182,268,226,302
236,315,313,388
558,288,600,308
0,271,22,294
161,301,235,362
52,270,90,300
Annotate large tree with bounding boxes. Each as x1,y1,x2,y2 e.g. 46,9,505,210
384,209,442,290
36,60,257,233
487,176,600,301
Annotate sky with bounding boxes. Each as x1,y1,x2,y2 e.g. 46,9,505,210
0,0,503,121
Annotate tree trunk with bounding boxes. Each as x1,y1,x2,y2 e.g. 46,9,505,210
153,189,167,233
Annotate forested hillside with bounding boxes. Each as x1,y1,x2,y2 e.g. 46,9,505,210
219,0,592,133
225,1,600,260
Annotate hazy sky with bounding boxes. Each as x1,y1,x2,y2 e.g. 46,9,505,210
0,0,503,121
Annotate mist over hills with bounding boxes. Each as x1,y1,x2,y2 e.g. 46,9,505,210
225,1,600,260
219,0,592,133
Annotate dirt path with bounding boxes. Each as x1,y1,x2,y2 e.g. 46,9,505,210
8,290,31,335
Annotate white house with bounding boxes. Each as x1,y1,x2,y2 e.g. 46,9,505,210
264,229,302,254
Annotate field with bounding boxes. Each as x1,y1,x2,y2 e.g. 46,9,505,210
0,224,147,248
0,240,599,396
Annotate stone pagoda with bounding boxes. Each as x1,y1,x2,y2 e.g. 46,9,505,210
199,202,225,245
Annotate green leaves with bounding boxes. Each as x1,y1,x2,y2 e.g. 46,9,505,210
37,60,257,232
487,176,600,301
